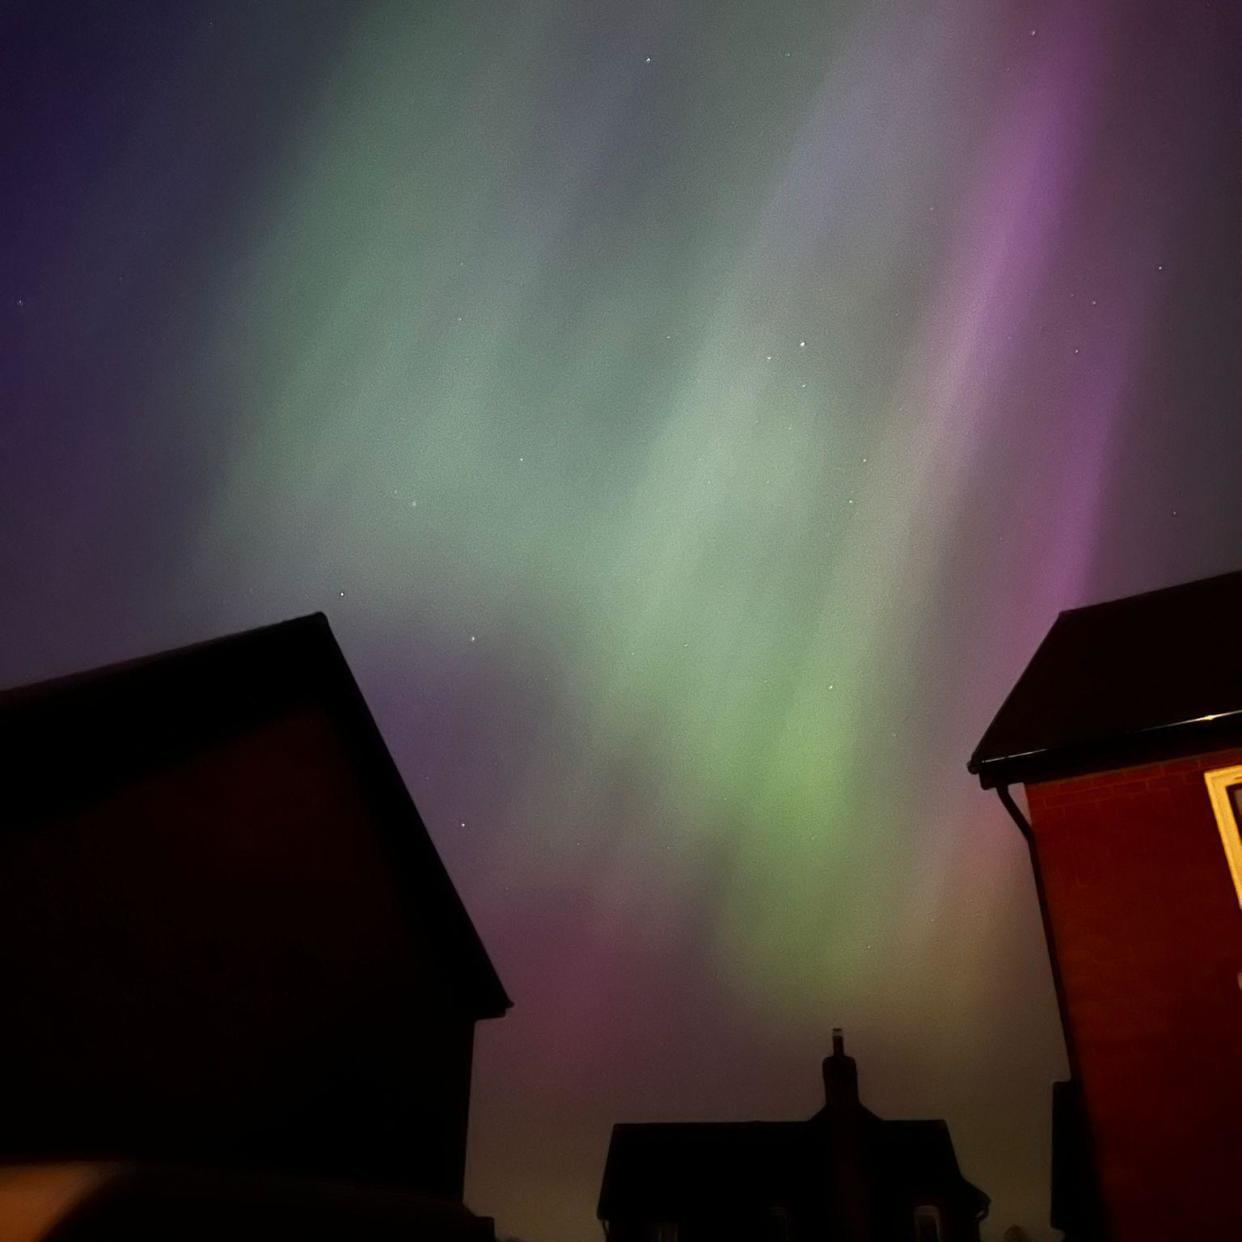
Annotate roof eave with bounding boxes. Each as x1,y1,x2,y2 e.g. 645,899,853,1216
971,713,1242,790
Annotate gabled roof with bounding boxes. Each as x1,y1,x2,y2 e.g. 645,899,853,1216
969,569,1242,789
0,614,510,1018
598,1112,988,1221
598,1121,810,1219
875,1120,974,1199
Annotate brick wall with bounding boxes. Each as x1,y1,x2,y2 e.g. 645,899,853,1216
1027,748,1242,1241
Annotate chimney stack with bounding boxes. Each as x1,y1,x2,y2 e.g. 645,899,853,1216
822,1027,860,1112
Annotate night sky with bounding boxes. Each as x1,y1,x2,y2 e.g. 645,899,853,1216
4,3,1242,1239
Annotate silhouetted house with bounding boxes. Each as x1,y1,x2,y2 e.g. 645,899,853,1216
0,616,509,1224
969,569,1242,1242
597,1032,988,1242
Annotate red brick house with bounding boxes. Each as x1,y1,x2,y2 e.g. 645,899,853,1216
969,570,1242,1241
598,1032,988,1242
0,615,510,1236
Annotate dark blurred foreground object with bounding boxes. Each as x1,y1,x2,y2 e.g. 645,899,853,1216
598,1031,988,1242
1049,1080,1103,1242
970,568,1242,1242
0,616,509,1234
43,1164,496,1242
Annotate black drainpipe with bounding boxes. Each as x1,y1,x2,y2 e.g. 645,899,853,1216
993,783,1110,1242
995,783,1033,841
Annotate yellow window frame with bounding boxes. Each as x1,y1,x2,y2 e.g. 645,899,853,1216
1204,764,1242,909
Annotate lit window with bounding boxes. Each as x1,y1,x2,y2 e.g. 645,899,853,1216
1204,765,1242,908
913,1204,942,1242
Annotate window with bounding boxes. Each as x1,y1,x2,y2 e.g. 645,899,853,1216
913,1204,942,1242
1204,765,1242,908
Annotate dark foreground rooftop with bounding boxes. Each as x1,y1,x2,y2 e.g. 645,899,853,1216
969,568,1242,788
0,615,508,1193
0,613,509,1019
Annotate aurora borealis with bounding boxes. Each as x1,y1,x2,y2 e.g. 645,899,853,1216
4,2,1242,1238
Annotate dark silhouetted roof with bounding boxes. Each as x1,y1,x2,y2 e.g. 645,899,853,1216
876,1120,973,1199
969,569,1242,788
598,1122,809,1219
0,614,510,1018
598,1113,988,1222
